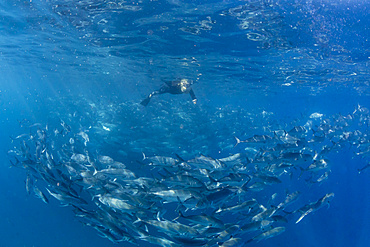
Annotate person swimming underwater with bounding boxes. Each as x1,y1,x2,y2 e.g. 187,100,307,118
140,79,197,106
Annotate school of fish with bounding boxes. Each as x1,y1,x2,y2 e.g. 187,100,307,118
8,98,370,246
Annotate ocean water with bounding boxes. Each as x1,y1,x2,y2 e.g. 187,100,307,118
0,0,369,246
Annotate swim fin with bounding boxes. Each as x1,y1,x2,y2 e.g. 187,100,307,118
140,95,151,106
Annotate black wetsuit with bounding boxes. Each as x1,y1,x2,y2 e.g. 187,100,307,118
140,79,197,106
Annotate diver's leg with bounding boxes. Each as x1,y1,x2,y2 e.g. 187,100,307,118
140,90,163,106
189,89,197,104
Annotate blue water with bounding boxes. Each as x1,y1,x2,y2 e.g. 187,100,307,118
0,0,369,246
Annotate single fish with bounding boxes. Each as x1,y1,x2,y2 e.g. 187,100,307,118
358,163,370,174
248,226,286,243
295,193,334,224
33,186,49,204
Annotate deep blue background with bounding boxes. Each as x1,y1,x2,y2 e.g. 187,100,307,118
0,0,369,246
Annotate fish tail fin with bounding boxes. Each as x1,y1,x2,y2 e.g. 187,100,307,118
240,175,252,190
9,157,20,168
175,197,186,213
298,166,305,178
142,152,147,160
92,166,98,176
214,207,222,214
137,228,149,237
136,153,147,167
141,184,150,193
234,136,241,147
156,211,161,221
9,159,16,168
91,193,101,201
326,201,331,209
173,209,183,221
175,153,185,162
133,217,143,224
208,175,217,184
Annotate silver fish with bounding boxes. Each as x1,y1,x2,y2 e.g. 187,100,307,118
248,226,286,243
296,193,334,224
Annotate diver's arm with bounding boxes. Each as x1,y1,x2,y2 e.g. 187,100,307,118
189,89,197,104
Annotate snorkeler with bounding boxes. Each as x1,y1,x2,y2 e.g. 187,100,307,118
140,79,197,106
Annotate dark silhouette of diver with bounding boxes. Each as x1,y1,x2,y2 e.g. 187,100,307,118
140,79,197,106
